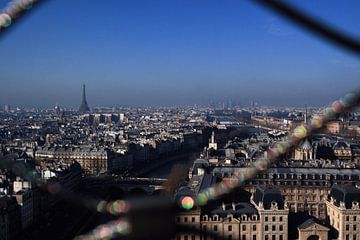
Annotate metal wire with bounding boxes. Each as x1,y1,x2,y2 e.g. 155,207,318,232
255,0,360,57
0,0,45,39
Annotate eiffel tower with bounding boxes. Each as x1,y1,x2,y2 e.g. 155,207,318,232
78,84,90,114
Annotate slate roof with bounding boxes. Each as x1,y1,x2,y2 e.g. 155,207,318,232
329,184,360,209
253,185,284,209
333,141,350,149
297,218,329,230
205,202,258,218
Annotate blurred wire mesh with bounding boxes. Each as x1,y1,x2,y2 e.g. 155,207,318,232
1,0,360,239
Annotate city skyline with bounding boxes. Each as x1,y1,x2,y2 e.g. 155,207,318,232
0,0,360,107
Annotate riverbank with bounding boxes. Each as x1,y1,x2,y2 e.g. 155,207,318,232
131,151,200,178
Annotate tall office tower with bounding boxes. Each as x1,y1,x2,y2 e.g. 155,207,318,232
119,113,125,123
54,103,61,116
4,105,10,113
78,84,90,114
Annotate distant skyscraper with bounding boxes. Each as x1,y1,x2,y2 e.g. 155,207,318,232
119,113,125,123
4,105,10,113
54,103,61,116
78,84,90,114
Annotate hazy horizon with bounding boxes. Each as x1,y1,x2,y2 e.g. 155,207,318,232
1,0,360,107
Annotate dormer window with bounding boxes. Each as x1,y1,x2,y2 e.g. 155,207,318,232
270,201,278,210
352,201,359,209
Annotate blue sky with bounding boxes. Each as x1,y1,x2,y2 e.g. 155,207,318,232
0,0,360,107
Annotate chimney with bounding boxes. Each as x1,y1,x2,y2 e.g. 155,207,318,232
222,202,226,211
232,202,236,211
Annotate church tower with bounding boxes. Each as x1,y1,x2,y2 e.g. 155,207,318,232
208,131,218,150
293,105,315,160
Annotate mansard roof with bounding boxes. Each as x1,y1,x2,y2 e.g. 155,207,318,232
205,202,258,218
253,185,284,210
333,141,350,149
329,184,360,209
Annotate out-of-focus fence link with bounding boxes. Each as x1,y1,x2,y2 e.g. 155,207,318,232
1,0,360,239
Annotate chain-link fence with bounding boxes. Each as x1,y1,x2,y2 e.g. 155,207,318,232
1,0,360,239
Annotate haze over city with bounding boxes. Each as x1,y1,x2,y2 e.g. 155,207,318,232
1,0,360,107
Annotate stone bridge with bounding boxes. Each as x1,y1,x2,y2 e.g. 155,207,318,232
81,176,167,195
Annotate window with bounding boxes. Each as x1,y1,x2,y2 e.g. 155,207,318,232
203,225,207,231
184,217,188,223
272,217,275,222
354,225,357,231
214,225,218,231
253,235,257,240
185,236,188,240
192,217,195,223
242,225,246,231
265,235,269,240
280,235,283,240
192,236,195,240
228,225,232,231
279,216,283,222
265,217,268,222
279,225,283,231
272,235,276,240
228,235,232,240
346,225,349,231
353,234,356,240
253,225,256,231
346,216,350,221
355,216,357,221
242,235,246,240
272,225,276,231
265,225,269,231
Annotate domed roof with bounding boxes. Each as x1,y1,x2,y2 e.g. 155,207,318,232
333,141,350,149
